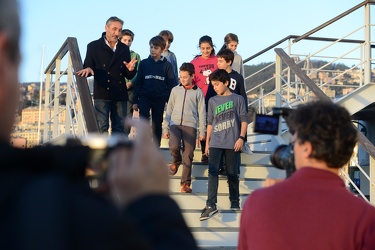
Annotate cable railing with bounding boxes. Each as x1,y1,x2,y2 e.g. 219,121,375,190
266,48,375,204
245,26,370,113
244,0,375,114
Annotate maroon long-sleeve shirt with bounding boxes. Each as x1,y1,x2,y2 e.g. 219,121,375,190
238,167,375,250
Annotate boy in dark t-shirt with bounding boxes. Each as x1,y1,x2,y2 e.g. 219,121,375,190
205,48,249,175
200,69,248,221
205,48,248,111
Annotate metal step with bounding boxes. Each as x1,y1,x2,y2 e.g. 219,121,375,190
169,177,264,194
160,146,273,165
170,193,249,210
192,230,239,248
336,83,375,116
169,162,286,179
182,209,241,228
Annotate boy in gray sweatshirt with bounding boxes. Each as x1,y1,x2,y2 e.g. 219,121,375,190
163,63,206,193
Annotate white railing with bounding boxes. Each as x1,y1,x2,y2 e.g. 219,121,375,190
42,37,97,145
43,53,85,143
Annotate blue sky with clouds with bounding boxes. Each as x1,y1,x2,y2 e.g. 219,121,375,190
19,0,363,82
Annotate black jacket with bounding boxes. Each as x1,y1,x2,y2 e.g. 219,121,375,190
0,143,198,250
83,32,136,101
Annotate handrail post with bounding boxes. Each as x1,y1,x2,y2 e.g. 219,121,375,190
364,1,371,84
275,54,282,108
287,39,292,103
43,76,51,143
275,53,283,135
53,59,61,138
370,156,375,205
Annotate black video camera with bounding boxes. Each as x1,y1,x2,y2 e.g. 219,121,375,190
75,133,133,169
5,134,133,191
253,107,296,177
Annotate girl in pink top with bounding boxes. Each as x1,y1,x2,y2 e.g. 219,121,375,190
191,35,218,162
191,35,218,98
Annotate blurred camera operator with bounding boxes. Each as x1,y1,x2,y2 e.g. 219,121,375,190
238,101,375,250
0,1,197,249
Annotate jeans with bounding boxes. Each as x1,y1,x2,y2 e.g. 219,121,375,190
221,153,241,174
206,147,240,207
125,89,134,134
138,96,166,146
169,125,197,185
94,99,127,134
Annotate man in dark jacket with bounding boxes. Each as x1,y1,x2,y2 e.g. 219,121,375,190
77,16,137,135
0,1,198,249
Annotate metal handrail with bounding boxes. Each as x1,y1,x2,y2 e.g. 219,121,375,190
244,1,375,64
293,1,369,43
243,35,368,63
245,28,369,110
340,169,368,201
44,37,98,134
275,48,375,159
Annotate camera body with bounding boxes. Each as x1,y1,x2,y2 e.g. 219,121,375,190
77,133,133,169
253,107,296,177
10,134,133,180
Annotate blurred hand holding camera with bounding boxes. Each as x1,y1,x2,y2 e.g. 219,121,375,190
107,118,169,208
263,178,284,187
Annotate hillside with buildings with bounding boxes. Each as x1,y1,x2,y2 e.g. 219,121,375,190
244,60,374,112
11,82,67,147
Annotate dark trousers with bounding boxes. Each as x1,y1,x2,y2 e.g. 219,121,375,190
169,125,197,185
125,89,134,134
94,99,127,134
200,113,208,154
138,96,165,146
206,148,240,206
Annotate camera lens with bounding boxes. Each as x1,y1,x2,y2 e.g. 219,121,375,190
270,144,296,177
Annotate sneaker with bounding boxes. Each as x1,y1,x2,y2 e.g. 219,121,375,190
201,154,209,163
168,164,178,176
230,202,240,211
199,205,218,221
181,183,192,193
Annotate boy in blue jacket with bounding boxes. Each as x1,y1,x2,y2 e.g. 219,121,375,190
133,36,177,146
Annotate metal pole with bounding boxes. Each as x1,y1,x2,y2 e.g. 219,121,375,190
275,54,282,107
363,1,371,85
37,45,45,145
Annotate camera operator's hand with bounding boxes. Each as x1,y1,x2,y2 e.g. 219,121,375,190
107,118,169,208
263,178,284,187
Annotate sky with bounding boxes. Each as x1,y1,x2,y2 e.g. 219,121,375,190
18,0,366,83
